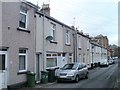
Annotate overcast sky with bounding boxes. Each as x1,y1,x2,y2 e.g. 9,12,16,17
28,0,118,45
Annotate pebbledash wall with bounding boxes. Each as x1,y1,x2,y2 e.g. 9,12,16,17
1,1,37,87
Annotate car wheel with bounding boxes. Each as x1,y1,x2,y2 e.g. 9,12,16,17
75,75,79,83
57,79,61,83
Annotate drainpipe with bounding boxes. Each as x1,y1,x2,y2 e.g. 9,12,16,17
42,11,45,71
34,13,37,76
76,32,77,62
73,32,75,62
73,31,77,62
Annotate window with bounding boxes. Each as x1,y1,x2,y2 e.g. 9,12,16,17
87,40,89,49
52,54,57,56
50,23,56,41
58,53,61,56
19,7,27,29
66,30,70,44
78,54,81,62
78,36,81,48
69,53,72,56
47,54,51,56
47,58,57,67
96,47,98,52
62,53,66,57
0,54,5,70
19,49,27,72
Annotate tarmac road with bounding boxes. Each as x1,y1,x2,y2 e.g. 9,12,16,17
41,58,119,89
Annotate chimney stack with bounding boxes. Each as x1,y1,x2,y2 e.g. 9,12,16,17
80,30,83,34
40,4,50,15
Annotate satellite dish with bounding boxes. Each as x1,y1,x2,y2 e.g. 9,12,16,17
46,36,53,41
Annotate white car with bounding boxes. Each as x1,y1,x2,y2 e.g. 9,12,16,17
100,60,109,67
108,59,115,65
56,63,89,83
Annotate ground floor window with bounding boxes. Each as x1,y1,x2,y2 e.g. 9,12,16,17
0,54,5,70
47,58,57,67
19,49,27,72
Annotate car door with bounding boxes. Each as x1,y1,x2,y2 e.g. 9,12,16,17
78,64,83,78
82,64,87,77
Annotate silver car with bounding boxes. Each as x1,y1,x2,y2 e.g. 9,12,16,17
108,59,115,65
56,63,89,83
100,60,109,67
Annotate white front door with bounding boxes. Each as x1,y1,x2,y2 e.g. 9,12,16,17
0,51,7,89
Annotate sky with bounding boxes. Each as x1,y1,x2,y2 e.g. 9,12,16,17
27,0,119,45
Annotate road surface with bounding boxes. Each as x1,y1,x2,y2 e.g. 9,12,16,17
42,58,119,89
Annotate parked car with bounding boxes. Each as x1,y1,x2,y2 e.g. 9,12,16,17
100,60,109,67
108,59,115,65
56,63,89,83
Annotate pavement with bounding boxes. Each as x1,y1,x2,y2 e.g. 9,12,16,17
113,79,120,89
113,75,120,90
34,82,57,88
113,58,120,90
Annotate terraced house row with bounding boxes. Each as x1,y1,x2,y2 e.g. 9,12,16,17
0,0,109,89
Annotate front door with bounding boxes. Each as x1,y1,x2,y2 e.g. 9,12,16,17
0,51,7,89
36,54,40,83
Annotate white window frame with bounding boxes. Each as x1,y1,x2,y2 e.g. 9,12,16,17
78,36,81,48
50,23,56,41
96,47,98,53
66,30,70,45
19,49,27,72
19,8,28,29
87,39,89,49
46,53,57,68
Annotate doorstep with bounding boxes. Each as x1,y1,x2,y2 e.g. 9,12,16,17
18,82,57,89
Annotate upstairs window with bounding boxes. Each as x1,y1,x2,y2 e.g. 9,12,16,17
66,30,70,45
50,23,56,41
87,40,89,49
78,36,81,48
19,7,27,29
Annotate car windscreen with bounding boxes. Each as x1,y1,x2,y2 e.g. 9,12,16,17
61,64,78,70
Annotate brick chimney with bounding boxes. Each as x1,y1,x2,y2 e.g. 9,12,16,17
40,4,50,15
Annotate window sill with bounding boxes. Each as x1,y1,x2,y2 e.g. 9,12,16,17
17,70,28,75
65,44,71,46
50,41,58,44
17,27,30,33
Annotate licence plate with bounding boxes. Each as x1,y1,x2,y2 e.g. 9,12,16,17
60,76,67,78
